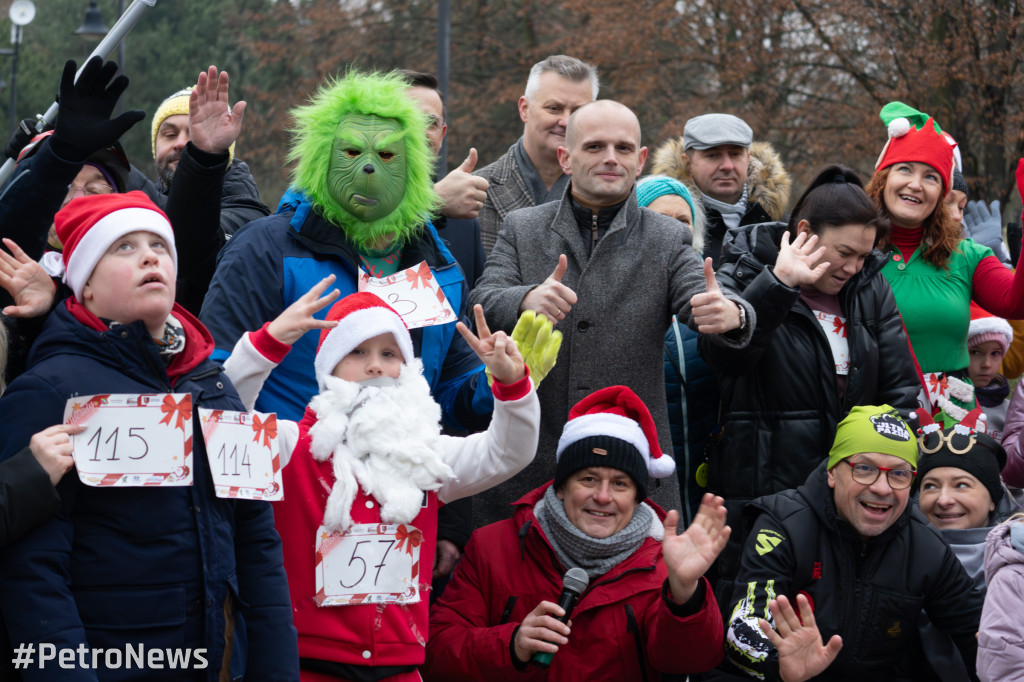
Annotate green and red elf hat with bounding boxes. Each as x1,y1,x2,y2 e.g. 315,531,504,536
874,102,956,196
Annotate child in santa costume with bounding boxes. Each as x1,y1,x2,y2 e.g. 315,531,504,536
224,291,540,681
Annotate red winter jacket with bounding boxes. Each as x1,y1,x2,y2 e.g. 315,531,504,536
423,484,725,681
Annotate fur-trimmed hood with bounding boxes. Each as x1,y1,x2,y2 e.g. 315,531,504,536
651,138,791,221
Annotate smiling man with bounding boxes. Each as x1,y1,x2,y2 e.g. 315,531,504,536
469,100,755,528
724,405,983,682
651,113,791,267
475,55,598,253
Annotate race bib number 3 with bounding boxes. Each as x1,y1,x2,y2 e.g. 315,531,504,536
199,409,284,501
358,261,457,329
315,523,422,607
64,394,193,487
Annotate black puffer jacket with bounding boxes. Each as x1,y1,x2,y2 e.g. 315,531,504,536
699,222,920,579
725,463,982,681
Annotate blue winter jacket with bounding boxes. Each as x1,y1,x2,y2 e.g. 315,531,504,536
0,303,298,681
200,194,492,428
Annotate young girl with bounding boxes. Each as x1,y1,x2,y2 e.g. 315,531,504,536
224,291,541,681
968,304,1013,441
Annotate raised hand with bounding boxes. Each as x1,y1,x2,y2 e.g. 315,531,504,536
0,238,57,318
266,274,339,345
435,148,490,219
457,304,525,385
759,594,843,682
30,423,86,486
51,57,145,162
689,257,743,334
512,601,572,663
773,230,829,288
662,494,730,603
519,254,578,324
188,65,246,155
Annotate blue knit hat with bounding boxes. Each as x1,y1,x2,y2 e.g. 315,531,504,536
636,175,696,221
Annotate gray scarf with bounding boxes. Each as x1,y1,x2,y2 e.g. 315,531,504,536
702,185,749,230
514,137,569,206
534,485,656,579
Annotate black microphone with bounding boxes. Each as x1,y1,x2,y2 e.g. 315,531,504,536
531,567,589,666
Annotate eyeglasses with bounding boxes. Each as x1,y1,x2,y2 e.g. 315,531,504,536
66,182,114,198
841,459,916,490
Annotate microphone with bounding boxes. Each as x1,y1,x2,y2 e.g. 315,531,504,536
531,567,589,667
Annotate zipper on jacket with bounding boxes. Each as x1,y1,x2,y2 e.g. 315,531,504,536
500,596,518,625
591,213,599,253
624,604,650,682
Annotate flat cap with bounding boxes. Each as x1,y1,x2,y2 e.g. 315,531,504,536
683,113,753,151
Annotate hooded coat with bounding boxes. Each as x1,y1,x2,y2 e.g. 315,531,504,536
977,520,1024,681
423,483,724,681
651,139,791,267
0,301,298,681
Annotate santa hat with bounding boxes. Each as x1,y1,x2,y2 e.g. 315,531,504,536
313,292,414,391
968,302,1013,355
54,191,176,301
555,386,675,500
874,101,955,196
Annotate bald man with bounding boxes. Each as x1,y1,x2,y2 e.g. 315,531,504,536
469,100,755,527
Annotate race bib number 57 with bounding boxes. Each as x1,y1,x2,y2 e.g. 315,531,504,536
314,523,423,607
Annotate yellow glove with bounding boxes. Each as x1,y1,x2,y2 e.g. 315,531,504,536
511,309,562,389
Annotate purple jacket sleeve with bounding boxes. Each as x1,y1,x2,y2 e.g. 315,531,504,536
1000,381,1024,487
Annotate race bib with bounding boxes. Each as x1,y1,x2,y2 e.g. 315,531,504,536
199,409,284,501
358,261,457,329
64,393,193,487
314,523,423,606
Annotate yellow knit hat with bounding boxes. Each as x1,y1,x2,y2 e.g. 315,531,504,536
151,86,235,163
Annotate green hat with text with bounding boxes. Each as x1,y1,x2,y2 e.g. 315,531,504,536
827,405,918,470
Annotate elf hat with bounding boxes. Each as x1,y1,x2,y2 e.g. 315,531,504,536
555,386,675,501
827,404,918,470
54,191,176,301
968,302,1013,355
314,292,414,391
874,101,955,196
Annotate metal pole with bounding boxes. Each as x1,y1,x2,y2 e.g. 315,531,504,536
9,28,18,137
436,0,450,177
116,0,126,116
0,0,157,188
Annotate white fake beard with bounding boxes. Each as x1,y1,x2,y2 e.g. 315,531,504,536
307,359,453,532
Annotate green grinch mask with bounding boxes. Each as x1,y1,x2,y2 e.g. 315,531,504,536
328,114,407,224
288,71,440,253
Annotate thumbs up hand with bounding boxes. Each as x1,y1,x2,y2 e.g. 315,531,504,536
689,258,745,334
435,147,491,219
519,254,578,325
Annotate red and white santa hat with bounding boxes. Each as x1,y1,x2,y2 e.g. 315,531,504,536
54,191,176,301
968,302,1013,355
554,386,675,500
314,292,414,390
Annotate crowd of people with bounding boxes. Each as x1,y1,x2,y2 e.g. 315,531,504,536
0,49,1023,682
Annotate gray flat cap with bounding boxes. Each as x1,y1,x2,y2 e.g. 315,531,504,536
683,113,753,151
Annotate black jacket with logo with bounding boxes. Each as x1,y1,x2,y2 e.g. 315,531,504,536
725,463,982,681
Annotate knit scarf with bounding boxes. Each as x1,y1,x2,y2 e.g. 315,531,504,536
534,484,658,579
702,186,748,231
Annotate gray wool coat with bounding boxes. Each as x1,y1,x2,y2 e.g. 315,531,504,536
468,186,755,528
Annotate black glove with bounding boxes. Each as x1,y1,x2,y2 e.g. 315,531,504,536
48,57,145,163
3,118,43,160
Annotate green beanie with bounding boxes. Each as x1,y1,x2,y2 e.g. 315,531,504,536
827,405,918,470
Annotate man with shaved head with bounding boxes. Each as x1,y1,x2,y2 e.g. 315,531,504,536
469,100,755,527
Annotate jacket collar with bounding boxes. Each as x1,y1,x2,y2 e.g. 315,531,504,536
62,296,216,382
551,185,643,264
